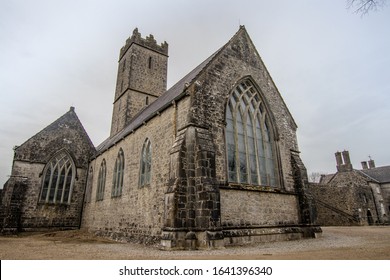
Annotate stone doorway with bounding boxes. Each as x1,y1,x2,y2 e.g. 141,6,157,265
367,210,374,225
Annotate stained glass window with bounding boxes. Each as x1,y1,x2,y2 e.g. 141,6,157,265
40,151,75,204
225,80,278,187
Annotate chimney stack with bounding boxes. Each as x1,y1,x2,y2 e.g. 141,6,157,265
335,152,343,167
361,161,368,170
368,159,376,169
335,150,353,172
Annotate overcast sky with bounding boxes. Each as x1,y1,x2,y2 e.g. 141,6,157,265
1,0,389,187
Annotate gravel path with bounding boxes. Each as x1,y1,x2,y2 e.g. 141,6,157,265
1,226,389,259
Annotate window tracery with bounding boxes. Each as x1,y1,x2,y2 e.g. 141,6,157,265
40,151,75,204
226,80,278,187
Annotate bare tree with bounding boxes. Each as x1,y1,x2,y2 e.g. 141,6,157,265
347,0,387,15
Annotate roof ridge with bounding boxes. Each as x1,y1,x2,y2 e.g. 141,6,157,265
15,107,95,152
15,107,73,150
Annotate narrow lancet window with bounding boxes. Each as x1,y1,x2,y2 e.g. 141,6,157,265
96,159,106,201
139,139,152,187
112,149,124,197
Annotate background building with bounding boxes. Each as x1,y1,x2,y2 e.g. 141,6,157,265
308,151,389,226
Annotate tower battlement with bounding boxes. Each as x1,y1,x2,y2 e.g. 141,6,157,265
119,28,168,60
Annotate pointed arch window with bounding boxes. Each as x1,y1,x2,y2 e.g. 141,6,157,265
85,166,94,203
139,139,152,187
40,151,75,204
96,159,106,201
226,80,278,187
112,149,124,197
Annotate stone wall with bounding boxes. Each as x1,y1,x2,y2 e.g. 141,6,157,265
8,161,87,230
1,178,27,233
220,189,299,227
82,101,179,243
380,182,390,218
307,178,379,226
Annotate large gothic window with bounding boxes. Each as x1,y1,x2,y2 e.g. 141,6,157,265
226,79,278,187
112,149,124,197
96,159,106,201
139,139,152,187
40,151,75,204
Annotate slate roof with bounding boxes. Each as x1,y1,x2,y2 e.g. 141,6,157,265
14,107,96,165
319,174,335,184
359,166,390,183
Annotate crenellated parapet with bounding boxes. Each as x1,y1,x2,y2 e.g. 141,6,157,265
119,28,168,60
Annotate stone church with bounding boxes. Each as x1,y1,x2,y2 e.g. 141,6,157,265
1,26,321,249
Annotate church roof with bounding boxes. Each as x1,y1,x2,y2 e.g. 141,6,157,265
359,166,390,183
15,107,96,165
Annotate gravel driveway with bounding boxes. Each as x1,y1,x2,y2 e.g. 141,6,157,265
1,226,389,259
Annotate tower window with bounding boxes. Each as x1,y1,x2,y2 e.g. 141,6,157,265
148,56,152,69
146,96,149,105
122,59,126,72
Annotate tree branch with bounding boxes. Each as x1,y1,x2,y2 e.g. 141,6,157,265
347,0,386,15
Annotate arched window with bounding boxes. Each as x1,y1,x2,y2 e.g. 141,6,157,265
96,159,106,201
148,56,152,69
139,139,152,187
85,166,94,203
112,149,124,197
40,151,75,204
226,79,278,187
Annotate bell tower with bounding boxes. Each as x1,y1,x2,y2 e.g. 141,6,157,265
110,28,168,136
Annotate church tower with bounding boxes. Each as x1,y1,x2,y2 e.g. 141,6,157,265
110,28,168,136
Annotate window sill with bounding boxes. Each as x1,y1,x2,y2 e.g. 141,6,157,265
221,183,295,195
37,202,70,208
